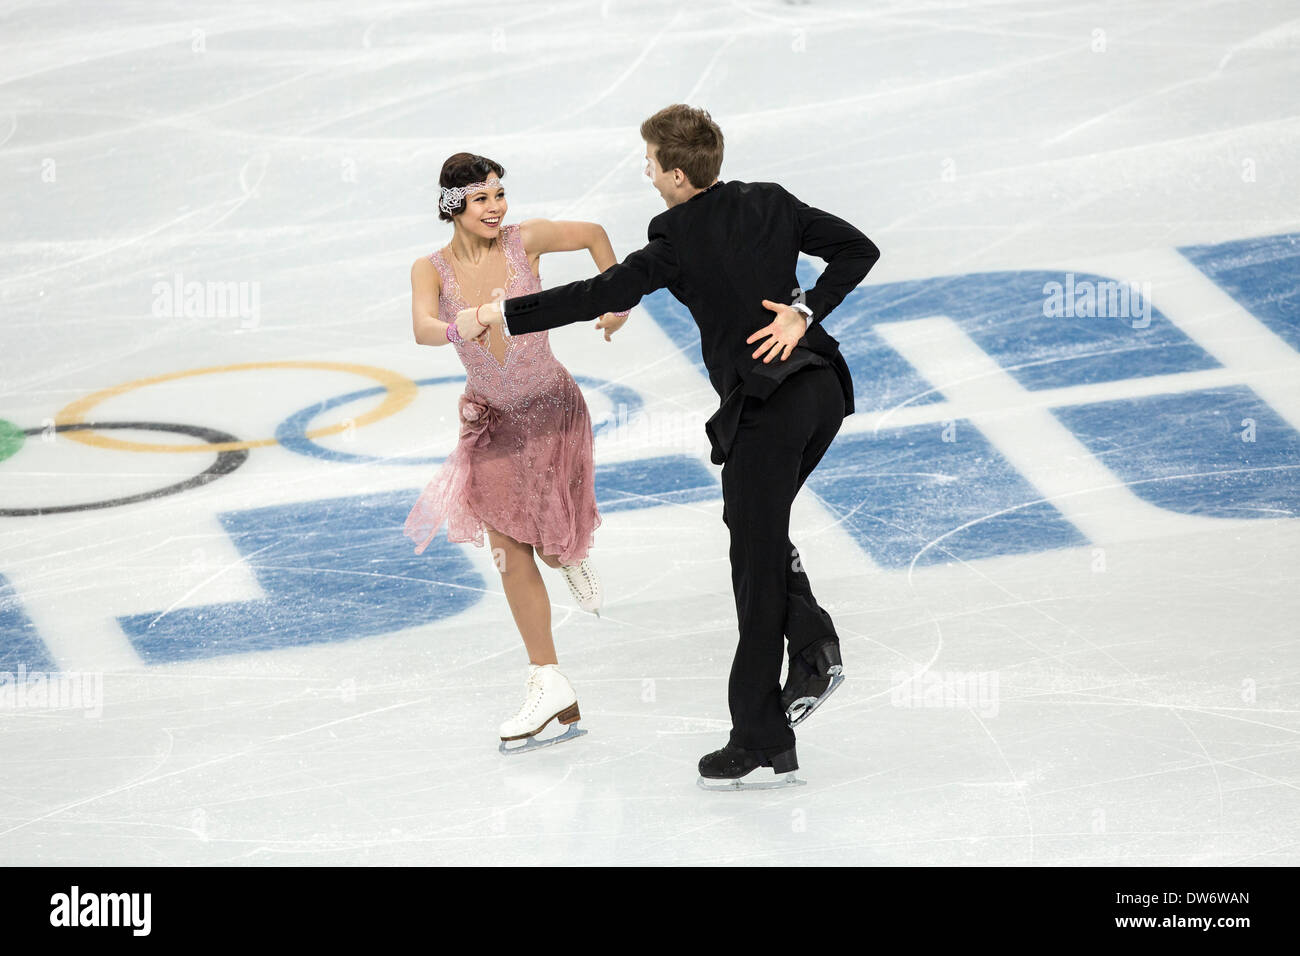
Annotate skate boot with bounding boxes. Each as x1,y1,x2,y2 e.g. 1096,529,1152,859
781,640,844,727
696,742,805,791
498,663,587,755
559,558,602,617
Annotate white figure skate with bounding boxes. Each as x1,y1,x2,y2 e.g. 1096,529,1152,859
559,558,602,617
498,663,587,755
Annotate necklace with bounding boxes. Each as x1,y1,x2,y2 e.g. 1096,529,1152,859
448,239,509,360
449,239,505,304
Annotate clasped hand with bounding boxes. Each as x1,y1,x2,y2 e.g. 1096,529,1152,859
454,301,502,341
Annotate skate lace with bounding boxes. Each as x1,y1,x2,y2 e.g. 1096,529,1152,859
511,669,548,721
562,561,596,598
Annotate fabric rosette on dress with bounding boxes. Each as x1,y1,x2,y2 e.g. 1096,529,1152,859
457,395,500,448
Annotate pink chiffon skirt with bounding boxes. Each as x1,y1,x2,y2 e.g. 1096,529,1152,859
403,373,601,566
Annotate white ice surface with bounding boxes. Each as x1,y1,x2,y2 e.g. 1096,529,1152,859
1,0,1298,865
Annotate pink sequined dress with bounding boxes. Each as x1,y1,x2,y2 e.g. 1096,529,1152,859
404,222,601,565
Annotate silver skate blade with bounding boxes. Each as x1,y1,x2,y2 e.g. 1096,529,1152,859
498,722,588,756
787,671,845,728
696,772,807,792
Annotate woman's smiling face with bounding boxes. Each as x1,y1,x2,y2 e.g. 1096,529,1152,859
457,176,507,237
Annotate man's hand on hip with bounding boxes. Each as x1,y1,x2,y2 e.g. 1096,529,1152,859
748,300,808,363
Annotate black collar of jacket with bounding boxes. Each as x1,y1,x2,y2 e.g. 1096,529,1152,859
649,179,724,233
688,179,725,201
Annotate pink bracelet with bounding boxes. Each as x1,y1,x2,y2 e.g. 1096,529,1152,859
609,307,631,318
445,318,462,344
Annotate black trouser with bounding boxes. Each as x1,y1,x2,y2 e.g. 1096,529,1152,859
719,363,845,755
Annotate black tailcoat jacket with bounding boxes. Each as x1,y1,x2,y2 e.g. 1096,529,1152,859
501,179,880,463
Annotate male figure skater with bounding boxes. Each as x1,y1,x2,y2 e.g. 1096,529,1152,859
464,104,880,787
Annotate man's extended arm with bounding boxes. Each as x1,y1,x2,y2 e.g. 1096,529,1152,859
786,187,880,324
502,234,678,335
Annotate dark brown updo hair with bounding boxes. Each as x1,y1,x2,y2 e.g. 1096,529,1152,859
438,152,506,223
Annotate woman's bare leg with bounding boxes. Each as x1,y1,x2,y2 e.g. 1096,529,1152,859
535,550,563,570
486,526,558,666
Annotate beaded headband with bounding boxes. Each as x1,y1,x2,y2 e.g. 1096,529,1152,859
439,178,504,215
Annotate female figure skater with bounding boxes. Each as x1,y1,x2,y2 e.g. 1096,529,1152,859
404,152,629,754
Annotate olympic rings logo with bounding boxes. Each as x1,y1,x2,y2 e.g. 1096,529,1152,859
54,361,418,454
1,361,643,516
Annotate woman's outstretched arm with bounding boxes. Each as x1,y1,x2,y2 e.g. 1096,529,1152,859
518,219,631,340
519,219,616,269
